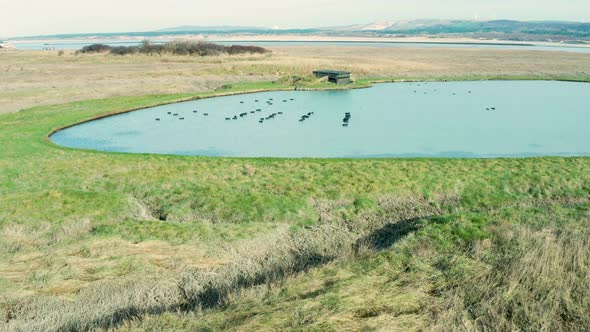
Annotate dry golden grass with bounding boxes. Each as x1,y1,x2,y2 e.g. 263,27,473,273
122,204,590,332
0,236,226,300
1,46,588,114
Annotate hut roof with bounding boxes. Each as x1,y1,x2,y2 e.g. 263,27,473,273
313,70,351,75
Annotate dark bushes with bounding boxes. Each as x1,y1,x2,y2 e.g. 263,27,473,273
165,41,226,56
226,45,268,55
79,44,113,53
109,46,138,55
79,41,269,56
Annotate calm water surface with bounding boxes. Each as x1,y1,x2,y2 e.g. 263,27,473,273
51,81,590,158
12,40,590,53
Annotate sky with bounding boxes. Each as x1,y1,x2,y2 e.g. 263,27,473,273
1,0,589,38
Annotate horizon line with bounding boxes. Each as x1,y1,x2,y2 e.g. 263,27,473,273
5,18,590,40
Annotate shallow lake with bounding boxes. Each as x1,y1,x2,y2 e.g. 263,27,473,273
51,81,590,158
11,40,590,53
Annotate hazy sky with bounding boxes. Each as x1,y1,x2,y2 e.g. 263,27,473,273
1,0,589,37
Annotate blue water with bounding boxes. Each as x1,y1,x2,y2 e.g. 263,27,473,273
12,40,163,50
11,40,590,53
220,41,590,53
51,81,590,158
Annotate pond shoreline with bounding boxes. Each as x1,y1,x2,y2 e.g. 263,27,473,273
48,80,588,159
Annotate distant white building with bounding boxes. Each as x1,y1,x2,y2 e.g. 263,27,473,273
0,41,15,49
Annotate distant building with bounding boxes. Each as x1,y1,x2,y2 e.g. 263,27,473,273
0,41,15,49
313,70,351,85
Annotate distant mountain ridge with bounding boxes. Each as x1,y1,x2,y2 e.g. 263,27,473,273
156,25,267,32
11,19,590,43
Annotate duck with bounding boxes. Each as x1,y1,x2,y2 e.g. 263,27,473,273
155,118,160,121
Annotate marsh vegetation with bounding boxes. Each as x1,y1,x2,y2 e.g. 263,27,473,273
79,40,269,56
0,45,589,331
1,46,589,114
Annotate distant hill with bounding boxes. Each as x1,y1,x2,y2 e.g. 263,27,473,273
156,26,267,32
326,20,590,42
11,20,590,43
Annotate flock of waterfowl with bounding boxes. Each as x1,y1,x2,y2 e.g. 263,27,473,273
409,83,496,111
153,96,353,127
154,85,497,126
155,109,208,121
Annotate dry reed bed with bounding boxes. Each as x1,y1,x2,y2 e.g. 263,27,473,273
1,47,589,114
5,194,587,331
121,203,590,331
1,194,458,331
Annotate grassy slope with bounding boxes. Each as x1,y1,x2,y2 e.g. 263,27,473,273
0,78,589,330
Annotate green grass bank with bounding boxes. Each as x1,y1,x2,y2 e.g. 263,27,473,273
0,78,589,331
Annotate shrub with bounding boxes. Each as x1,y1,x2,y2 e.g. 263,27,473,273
78,41,270,57
226,45,268,55
79,44,112,53
110,45,138,55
